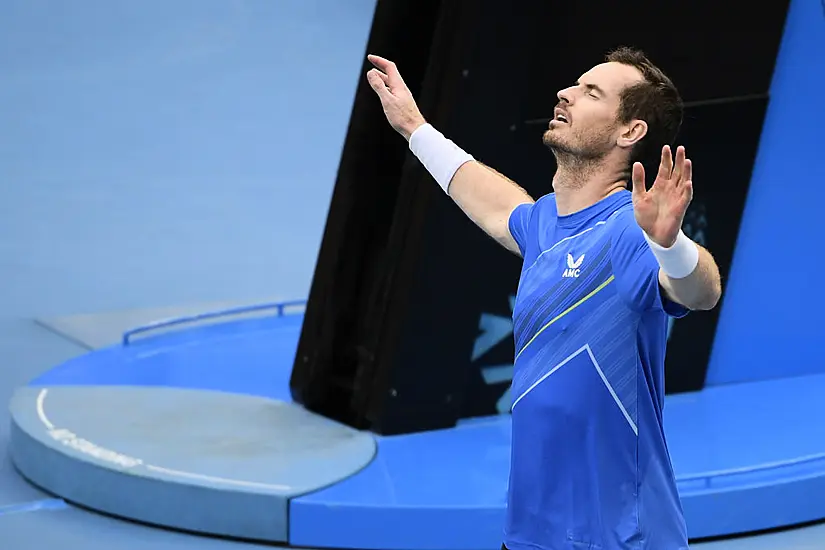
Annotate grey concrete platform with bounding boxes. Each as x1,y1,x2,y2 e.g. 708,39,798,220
9,385,376,542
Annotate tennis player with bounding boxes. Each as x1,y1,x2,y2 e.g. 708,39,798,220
367,47,721,550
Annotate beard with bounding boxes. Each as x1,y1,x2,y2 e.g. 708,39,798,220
541,124,618,189
542,126,614,164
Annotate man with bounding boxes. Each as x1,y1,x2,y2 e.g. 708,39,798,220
366,47,721,550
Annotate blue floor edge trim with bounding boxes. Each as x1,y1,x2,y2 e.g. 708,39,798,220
0,498,68,517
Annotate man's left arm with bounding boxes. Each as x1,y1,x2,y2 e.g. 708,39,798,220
649,234,722,311
632,145,723,312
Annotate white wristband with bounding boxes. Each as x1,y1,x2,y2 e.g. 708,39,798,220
408,123,474,193
643,229,699,279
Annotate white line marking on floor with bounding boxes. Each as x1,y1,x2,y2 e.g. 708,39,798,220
35,388,290,492
36,389,55,430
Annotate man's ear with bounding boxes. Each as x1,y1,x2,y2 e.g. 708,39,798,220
617,119,647,149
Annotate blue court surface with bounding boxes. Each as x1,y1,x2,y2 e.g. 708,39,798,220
3,303,825,550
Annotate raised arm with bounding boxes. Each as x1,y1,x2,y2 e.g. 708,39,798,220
631,145,722,311
366,54,534,255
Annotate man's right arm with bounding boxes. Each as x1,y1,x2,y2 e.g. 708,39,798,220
364,54,534,256
408,123,534,255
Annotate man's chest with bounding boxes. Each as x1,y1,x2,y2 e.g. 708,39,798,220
512,225,617,347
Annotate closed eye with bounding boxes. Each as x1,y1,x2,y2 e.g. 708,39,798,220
574,80,605,99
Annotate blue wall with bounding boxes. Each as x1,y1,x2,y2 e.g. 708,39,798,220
705,0,825,386
0,0,376,318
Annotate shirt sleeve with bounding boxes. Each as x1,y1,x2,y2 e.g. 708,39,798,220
610,209,689,318
508,202,534,257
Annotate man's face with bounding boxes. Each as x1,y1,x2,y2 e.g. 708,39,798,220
543,61,645,161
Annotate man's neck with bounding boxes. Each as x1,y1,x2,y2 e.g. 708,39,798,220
551,156,629,216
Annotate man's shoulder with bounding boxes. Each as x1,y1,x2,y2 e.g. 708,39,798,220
603,202,646,246
531,192,556,214
515,193,557,238
605,200,635,228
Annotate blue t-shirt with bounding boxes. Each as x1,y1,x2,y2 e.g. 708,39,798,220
504,190,689,550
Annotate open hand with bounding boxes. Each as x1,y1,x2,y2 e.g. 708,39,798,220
631,145,693,248
366,55,427,140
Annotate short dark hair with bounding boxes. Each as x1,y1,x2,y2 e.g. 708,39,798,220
605,47,683,170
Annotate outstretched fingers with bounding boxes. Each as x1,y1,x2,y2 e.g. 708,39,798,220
368,54,406,88
366,69,391,98
631,162,647,200
682,159,694,201
671,146,686,185
657,145,673,182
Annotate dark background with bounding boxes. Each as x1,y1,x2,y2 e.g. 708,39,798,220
291,0,791,433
